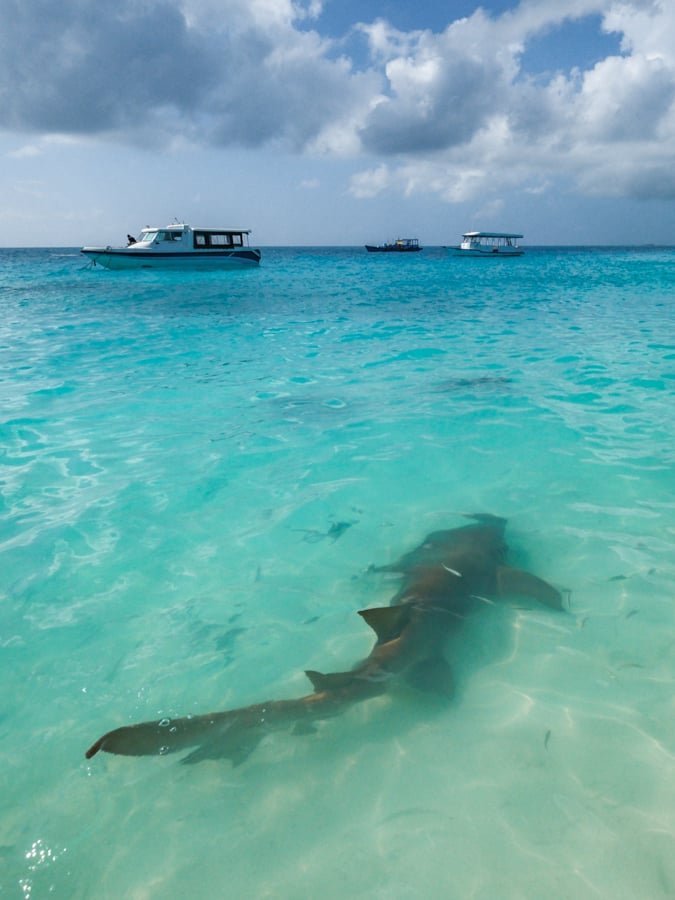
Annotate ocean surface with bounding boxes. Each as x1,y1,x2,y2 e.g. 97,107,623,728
1,245,674,899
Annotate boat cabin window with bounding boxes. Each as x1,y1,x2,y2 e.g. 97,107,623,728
193,231,244,249
138,229,183,244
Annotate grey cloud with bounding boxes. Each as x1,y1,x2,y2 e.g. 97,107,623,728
623,166,675,200
589,65,675,142
508,81,570,142
2,0,675,210
0,0,507,155
0,0,215,134
359,55,508,155
204,52,369,150
0,0,366,148
582,162,675,200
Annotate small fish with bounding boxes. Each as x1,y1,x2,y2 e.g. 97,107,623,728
295,520,357,543
214,628,246,654
471,594,496,606
327,521,354,541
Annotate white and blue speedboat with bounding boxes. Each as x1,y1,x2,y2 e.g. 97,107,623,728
82,223,261,269
453,231,524,257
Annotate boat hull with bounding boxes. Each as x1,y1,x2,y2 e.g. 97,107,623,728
452,247,523,257
81,248,261,270
365,245,422,253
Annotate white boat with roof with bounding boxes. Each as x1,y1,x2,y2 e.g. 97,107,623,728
81,223,261,269
453,231,524,257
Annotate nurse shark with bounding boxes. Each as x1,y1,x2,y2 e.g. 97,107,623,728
85,514,563,765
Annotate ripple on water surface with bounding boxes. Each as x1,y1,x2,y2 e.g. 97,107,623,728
1,246,674,899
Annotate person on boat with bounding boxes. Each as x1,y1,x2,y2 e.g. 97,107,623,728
127,234,137,245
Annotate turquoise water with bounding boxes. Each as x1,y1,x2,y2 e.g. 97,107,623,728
1,246,674,898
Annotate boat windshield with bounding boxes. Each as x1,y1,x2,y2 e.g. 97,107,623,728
139,230,158,243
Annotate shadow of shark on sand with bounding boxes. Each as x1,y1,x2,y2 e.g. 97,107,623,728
85,514,565,766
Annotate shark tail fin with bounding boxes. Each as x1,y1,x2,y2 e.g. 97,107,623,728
84,723,182,759
85,736,105,759
358,604,412,643
497,565,565,610
85,708,250,761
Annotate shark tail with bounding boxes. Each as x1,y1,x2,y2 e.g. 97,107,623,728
85,707,241,760
84,700,296,764
84,679,367,764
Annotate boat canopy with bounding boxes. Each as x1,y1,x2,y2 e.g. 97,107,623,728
135,224,253,249
138,224,251,236
462,231,523,239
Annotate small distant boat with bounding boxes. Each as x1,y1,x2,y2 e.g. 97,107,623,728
365,238,422,253
81,223,261,269
452,232,523,257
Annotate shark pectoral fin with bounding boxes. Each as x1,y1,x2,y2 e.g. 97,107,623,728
180,731,263,766
305,669,356,692
406,657,454,696
358,605,411,643
291,720,318,736
497,566,564,610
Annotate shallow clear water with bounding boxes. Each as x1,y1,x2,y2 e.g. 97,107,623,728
1,246,674,898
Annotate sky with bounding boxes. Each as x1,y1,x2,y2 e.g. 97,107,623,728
1,0,674,246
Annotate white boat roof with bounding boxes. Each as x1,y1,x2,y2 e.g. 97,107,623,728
462,231,523,238
140,223,251,233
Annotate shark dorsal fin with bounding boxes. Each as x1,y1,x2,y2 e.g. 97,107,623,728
358,605,411,642
305,669,356,692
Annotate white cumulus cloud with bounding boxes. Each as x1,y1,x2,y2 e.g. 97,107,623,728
1,0,674,202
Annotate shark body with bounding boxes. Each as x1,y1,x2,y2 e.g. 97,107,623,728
85,514,563,765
